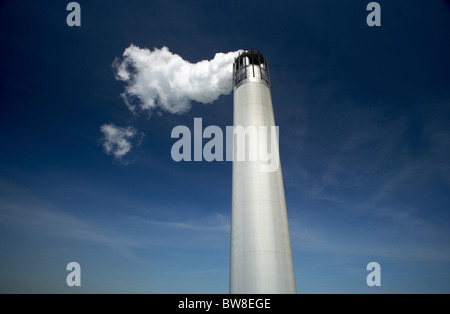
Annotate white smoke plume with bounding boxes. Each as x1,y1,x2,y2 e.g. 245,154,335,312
113,45,242,114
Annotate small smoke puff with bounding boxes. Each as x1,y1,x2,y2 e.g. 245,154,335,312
113,45,242,114
100,123,141,161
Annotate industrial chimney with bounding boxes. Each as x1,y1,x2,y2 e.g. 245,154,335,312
230,50,297,294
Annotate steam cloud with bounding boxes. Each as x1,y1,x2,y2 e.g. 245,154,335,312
113,45,242,114
101,46,241,163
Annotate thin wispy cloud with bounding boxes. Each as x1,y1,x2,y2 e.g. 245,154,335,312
288,215,450,262
0,202,137,250
128,212,230,232
283,104,450,265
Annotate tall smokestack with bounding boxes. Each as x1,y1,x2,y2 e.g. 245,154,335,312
230,50,296,294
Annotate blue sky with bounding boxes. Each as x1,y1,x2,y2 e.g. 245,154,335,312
1,0,450,293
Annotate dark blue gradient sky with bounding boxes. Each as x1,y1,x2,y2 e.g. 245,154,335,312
1,0,449,293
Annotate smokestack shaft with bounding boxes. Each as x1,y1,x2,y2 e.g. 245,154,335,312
230,50,296,294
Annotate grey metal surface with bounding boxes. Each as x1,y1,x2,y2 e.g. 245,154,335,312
233,50,270,88
230,51,296,294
